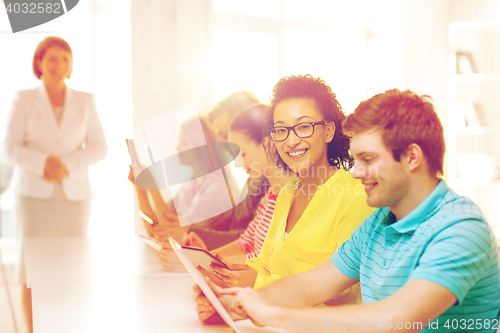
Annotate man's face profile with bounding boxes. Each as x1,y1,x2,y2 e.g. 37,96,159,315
350,129,409,210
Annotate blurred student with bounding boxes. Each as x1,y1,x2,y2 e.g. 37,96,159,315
129,116,234,240
159,104,295,272
2,36,107,332
208,91,259,142
197,75,374,293
196,89,500,332
130,91,269,248
188,91,268,249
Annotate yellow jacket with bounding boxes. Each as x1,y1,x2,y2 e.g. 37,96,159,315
246,169,375,289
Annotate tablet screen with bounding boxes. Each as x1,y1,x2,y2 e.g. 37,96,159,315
126,139,145,178
181,245,229,272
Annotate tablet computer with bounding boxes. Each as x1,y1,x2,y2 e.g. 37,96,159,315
126,138,145,177
169,237,241,333
180,245,229,272
138,234,163,252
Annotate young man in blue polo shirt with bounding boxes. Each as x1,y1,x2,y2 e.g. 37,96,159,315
195,89,500,332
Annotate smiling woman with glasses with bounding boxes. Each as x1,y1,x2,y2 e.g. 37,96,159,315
245,75,374,291
195,75,375,324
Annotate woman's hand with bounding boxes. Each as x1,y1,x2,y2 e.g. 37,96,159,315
194,283,224,324
163,212,180,225
127,165,136,186
153,225,188,243
128,163,150,188
210,252,258,288
193,277,247,324
196,264,229,289
158,242,186,272
181,231,207,250
43,156,68,182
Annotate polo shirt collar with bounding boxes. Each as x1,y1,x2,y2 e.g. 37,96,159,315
385,180,448,234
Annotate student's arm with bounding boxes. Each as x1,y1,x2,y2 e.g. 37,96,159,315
211,193,268,255
147,189,175,225
215,241,246,257
186,178,266,249
187,227,245,250
181,233,247,257
256,259,356,308
223,254,248,264
129,167,157,236
227,274,456,332
210,230,278,288
136,188,156,236
196,259,357,324
227,218,493,332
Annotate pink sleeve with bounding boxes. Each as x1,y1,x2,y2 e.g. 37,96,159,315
235,217,259,253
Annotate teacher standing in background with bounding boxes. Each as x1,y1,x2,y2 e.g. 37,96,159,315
2,36,107,331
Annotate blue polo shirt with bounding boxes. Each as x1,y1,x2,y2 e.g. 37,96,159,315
332,180,500,332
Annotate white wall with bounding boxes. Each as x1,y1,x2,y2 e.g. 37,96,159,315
403,0,450,180
449,0,500,22
131,0,212,130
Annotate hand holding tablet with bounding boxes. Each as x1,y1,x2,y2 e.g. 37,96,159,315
180,245,229,272
169,237,242,333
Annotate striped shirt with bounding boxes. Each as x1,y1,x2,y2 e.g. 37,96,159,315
332,180,500,332
235,189,277,260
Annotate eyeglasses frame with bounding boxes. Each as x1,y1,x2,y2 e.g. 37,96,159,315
268,120,329,142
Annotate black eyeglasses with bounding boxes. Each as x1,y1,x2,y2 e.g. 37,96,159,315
268,120,329,142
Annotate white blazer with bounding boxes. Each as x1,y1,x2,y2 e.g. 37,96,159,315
2,85,107,201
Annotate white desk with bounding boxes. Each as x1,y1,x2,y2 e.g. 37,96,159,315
31,275,286,333
24,237,179,288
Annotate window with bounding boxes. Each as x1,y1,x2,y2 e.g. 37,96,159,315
211,0,405,112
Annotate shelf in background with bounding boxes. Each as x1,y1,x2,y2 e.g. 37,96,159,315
449,18,500,235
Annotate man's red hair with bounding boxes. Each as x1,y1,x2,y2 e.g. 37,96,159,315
344,89,445,177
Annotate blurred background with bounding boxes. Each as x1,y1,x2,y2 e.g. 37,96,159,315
0,0,499,329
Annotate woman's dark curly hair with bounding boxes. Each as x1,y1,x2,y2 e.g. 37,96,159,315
265,74,354,172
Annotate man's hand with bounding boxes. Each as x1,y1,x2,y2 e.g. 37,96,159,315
210,252,258,288
43,156,68,182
